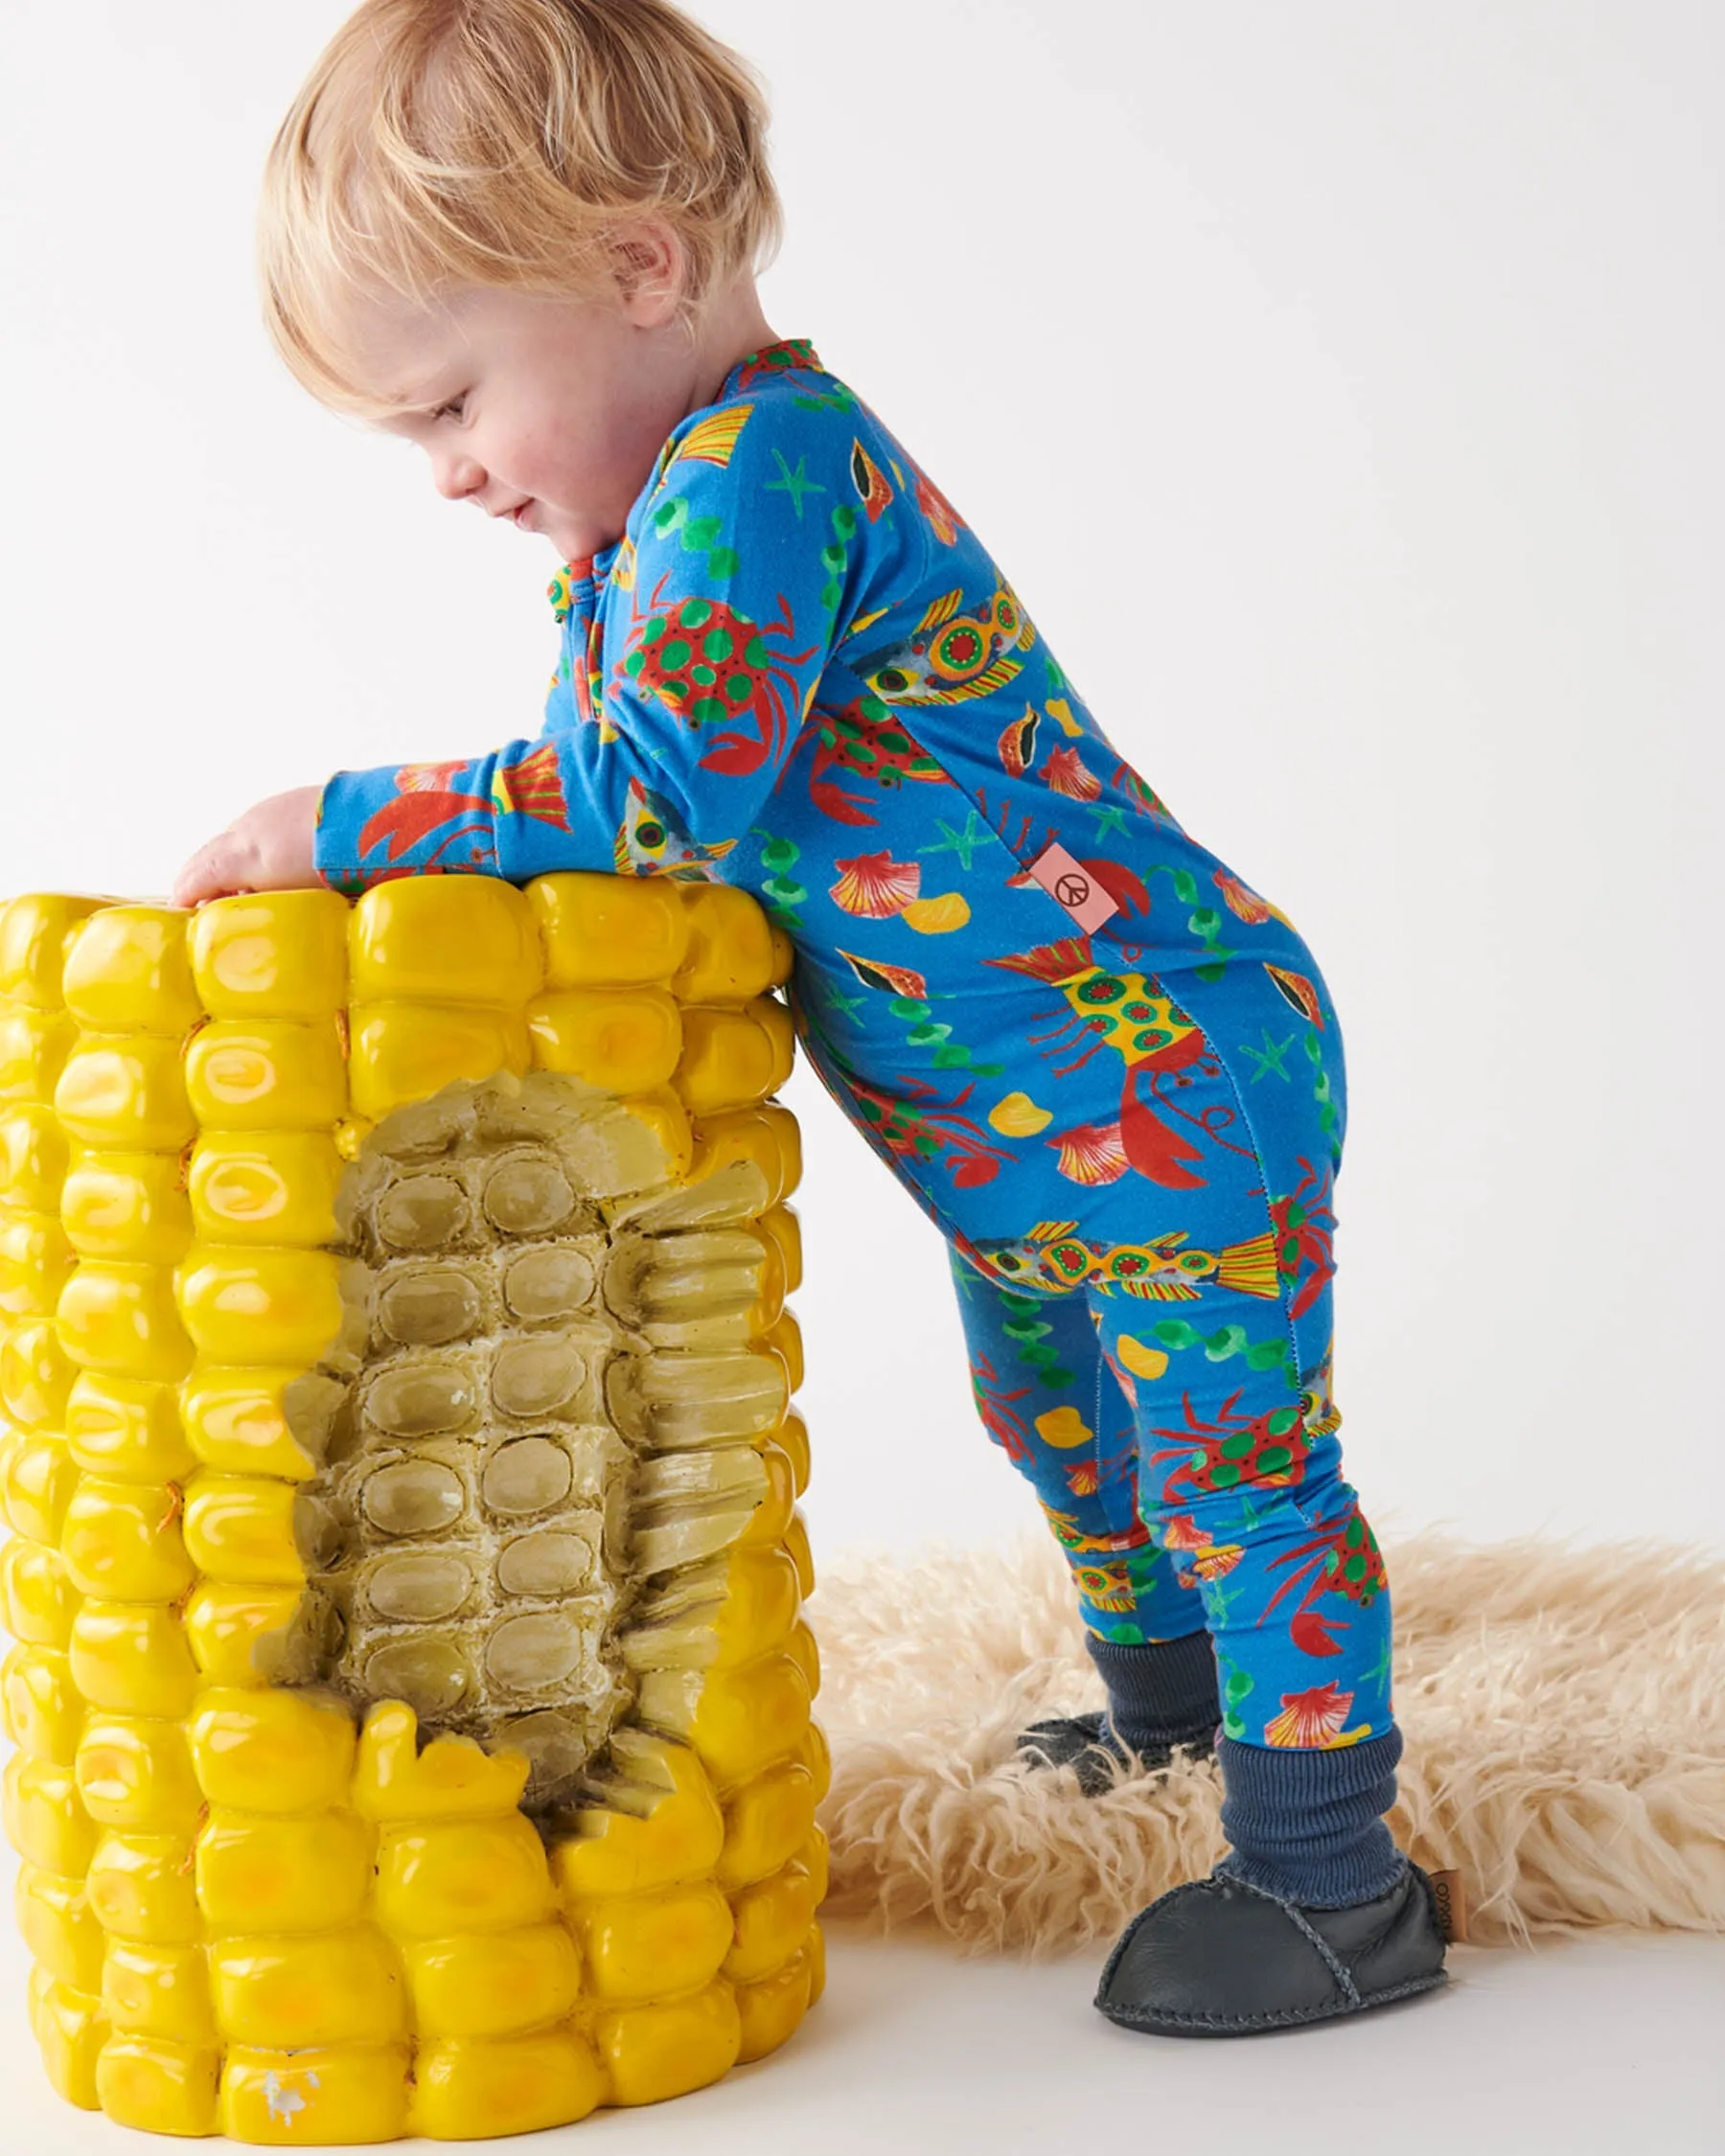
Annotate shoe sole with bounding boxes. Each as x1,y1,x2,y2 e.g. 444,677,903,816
1095,1966,1449,2036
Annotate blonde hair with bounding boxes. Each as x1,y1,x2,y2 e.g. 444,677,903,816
259,0,783,413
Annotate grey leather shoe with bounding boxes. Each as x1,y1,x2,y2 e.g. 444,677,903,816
1016,1710,1218,1796
1094,1860,1450,2036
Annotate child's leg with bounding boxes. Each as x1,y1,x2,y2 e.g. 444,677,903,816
946,1246,1220,1751
1091,1291,1404,1907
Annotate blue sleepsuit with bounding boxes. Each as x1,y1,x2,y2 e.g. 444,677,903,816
315,338,1407,1903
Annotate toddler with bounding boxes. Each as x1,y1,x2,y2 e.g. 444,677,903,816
172,0,1450,2035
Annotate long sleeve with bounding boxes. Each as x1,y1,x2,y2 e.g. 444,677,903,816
313,378,888,894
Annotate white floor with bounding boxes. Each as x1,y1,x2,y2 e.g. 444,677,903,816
5,1915,1723,2155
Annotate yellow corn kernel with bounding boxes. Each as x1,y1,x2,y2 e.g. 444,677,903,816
96,2034,220,2136
403,1924,583,2041
774,1408,812,1497
797,1719,833,1806
2,1538,78,1646
349,1001,531,1123
739,1440,796,1548
530,869,690,987
85,1830,200,1944
65,1371,197,1483
408,2027,607,2139
592,1979,742,2108
16,1864,106,1991
764,1101,802,1197
181,1474,303,1587
638,1649,811,1791
3,1643,84,1762
68,1601,198,1719
175,1244,346,1366
734,1942,814,2063
0,1103,68,1209
807,1917,826,2005
618,1088,693,1180
352,1701,529,1823
748,1232,788,1333
189,890,350,1019
187,1686,356,1815
765,1307,806,1393
0,893,106,1010
183,1583,309,1686
3,1430,79,1544
0,1006,77,1104
723,1851,823,1984
60,1151,195,1266
759,1201,803,1293
717,1759,817,1891
103,1940,218,2043
61,908,202,1038
674,883,777,1002
526,986,682,1090
375,1815,556,1938
674,1004,786,1114
769,922,794,987
4,1754,100,1875
181,1365,328,1480
57,1261,195,1383
351,876,543,1005
803,1823,831,1901
0,1314,74,1427
552,1735,724,1899
59,1478,195,1603
786,1617,820,1703
571,1880,734,2003
196,1808,375,1934
219,2044,411,2145
30,1972,109,2110
709,1546,801,1667
209,1928,408,2048
784,1504,816,1596
185,1018,347,1131
76,1716,202,1833
187,1132,345,1247
0,1209,77,1318
54,1034,196,1151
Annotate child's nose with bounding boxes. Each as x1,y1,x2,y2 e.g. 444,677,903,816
432,449,485,502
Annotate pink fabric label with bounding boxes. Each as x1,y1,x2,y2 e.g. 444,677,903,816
1025,842,1119,932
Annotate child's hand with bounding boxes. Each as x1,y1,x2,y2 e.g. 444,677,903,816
171,786,325,908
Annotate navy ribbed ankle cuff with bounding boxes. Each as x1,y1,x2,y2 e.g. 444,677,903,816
1213,1726,1409,1908
1084,1629,1221,1751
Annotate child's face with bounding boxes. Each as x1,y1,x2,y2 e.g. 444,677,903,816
344,277,701,564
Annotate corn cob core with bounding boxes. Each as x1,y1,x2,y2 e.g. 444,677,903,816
0,877,829,2142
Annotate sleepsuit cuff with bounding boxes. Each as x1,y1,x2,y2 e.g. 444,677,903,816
1087,1630,1222,1751
1212,1725,1408,1908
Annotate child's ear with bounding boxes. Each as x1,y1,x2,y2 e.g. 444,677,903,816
608,218,684,327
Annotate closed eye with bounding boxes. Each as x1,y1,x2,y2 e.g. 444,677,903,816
429,393,469,424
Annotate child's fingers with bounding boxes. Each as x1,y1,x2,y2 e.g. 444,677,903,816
170,832,254,909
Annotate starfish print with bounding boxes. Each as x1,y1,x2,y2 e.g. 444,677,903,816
1203,1572,1243,1628
1238,1028,1296,1083
765,447,825,519
1091,801,1129,840
917,811,997,872
1360,1637,1393,1696
815,979,868,1025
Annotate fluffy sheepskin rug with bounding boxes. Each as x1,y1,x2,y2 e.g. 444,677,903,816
808,1528,1725,1955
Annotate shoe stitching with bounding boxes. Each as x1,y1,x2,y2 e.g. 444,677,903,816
1222,1875,1363,2007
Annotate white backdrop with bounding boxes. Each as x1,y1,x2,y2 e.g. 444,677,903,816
2,0,1720,1568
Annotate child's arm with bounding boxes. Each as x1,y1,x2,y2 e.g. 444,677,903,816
175,391,888,906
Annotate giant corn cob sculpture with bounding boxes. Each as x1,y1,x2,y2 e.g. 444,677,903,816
0,874,825,2140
